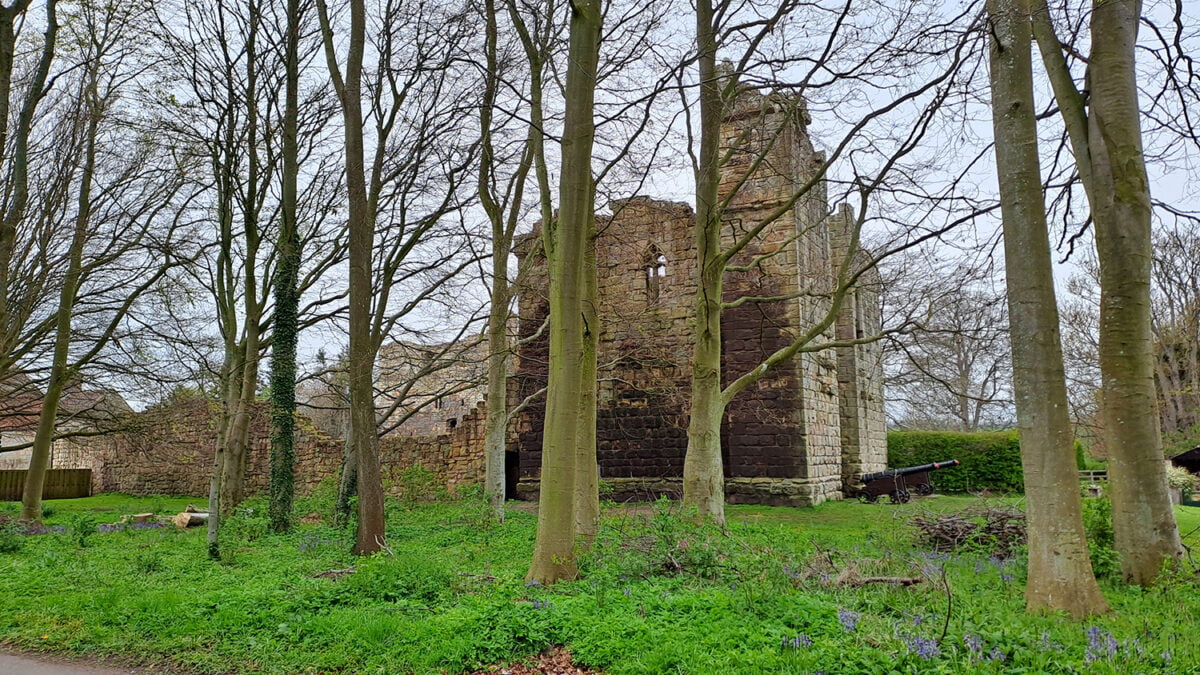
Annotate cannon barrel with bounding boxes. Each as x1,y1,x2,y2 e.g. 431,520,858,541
860,459,959,484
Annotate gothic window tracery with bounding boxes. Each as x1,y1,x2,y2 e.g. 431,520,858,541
645,246,667,303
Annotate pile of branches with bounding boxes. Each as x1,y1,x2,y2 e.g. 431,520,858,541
911,505,1026,555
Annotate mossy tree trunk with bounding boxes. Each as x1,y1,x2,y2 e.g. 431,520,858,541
985,0,1108,617
527,0,601,585
1086,0,1181,585
682,0,726,525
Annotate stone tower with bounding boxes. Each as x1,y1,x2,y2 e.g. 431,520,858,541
511,90,886,506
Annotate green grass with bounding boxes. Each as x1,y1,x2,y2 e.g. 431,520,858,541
1,492,1199,674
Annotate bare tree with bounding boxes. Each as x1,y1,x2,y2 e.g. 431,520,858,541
315,0,480,553
1031,0,1182,584
985,0,1106,616
681,0,979,523
17,0,201,521
154,0,343,556
883,262,1012,431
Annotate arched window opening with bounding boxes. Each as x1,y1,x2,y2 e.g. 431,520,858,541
645,247,667,303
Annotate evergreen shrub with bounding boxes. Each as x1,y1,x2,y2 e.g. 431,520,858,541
886,430,1026,493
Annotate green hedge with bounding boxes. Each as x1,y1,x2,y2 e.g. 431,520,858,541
886,430,1025,493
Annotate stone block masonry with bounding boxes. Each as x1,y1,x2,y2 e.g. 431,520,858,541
55,396,491,499
512,90,887,506
50,89,886,509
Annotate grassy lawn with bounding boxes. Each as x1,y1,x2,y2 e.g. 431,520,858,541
1,490,1198,674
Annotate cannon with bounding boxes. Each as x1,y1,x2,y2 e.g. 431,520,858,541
857,460,960,504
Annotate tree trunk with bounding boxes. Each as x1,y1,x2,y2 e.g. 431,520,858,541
527,0,601,585
1086,0,1181,585
480,0,509,519
20,39,94,524
0,0,53,336
1031,0,1183,585
221,344,258,514
268,0,303,534
986,0,1107,616
337,0,386,555
682,0,727,525
574,234,599,542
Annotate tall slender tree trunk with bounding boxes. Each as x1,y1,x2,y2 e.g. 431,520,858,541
317,0,387,555
682,0,727,524
1031,0,1181,584
222,6,264,515
480,0,510,518
1086,0,1181,585
209,356,238,559
986,0,1107,616
527,0,601,585
21,57,93,524
269,0,303,534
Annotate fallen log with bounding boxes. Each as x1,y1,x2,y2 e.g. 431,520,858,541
172,511,210,529
846,576,924,587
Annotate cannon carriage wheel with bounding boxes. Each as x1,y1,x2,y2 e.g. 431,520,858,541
889,489,911,504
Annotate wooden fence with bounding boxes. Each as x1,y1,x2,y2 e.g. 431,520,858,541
0,469,92,501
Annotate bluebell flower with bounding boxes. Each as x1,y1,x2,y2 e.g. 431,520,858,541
781,634,813,649
1084,626,1117,663
904,635,940,660
525,581,543,588
837,609,860,633
989,647,1006,662
962,633,982,655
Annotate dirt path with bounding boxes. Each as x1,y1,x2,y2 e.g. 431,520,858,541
0,651,168,674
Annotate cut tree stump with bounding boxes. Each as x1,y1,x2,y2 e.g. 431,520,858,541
172,512,209,528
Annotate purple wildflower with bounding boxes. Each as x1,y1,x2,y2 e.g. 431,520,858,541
781,634,813,649
622,588,631,597
904,635,940,660
989,647,1006,662
524,581,543,588
837,609,860,633
1084,626,1117,663
1162,650,1172,665
973,561,984,574
1037,631,1061,652
962,633,983,655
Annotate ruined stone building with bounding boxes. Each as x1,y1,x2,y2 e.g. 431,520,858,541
30,91,884,507
511,92,886,506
